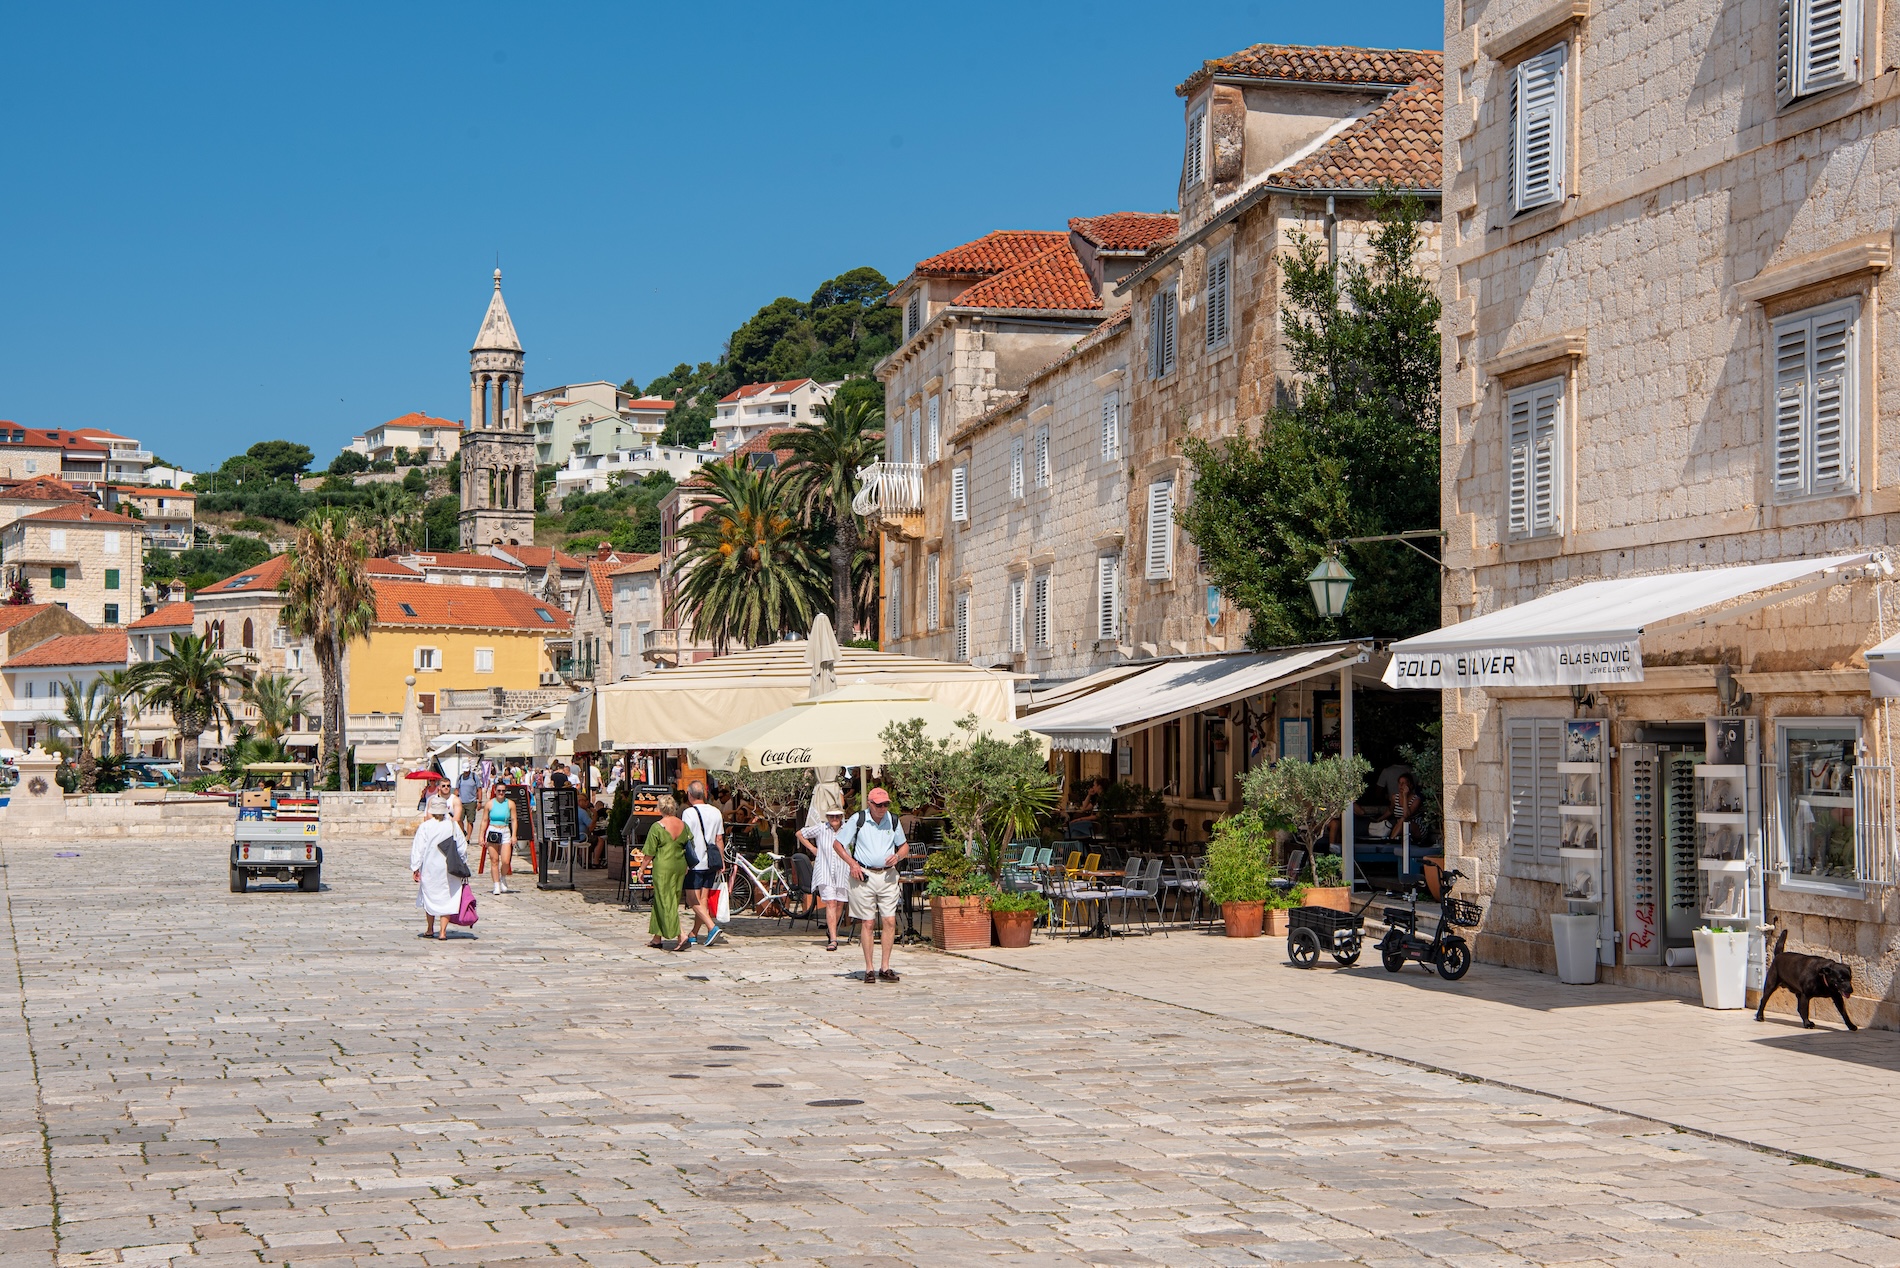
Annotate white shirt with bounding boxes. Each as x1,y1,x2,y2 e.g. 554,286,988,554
682,801,724,869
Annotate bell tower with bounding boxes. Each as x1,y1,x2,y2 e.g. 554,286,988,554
459,269,537,549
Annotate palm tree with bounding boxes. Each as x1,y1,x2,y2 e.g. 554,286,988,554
128,636,246,775
35,677,117,793
279,514,376,788
97,667,140,758
676,461,828,652
785,397,883,641
353,484,421,558
242,672,310,744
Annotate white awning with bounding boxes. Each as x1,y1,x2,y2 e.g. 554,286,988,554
1865,631,1900,698
1017,663,1151,715
1385,553,1880,690
1024,644,1363,752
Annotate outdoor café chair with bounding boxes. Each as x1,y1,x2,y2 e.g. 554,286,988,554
1106,858,1168,936
1162,854,1194,923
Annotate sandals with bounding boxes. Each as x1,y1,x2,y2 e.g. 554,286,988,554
825,940,838,952
647,938,665,949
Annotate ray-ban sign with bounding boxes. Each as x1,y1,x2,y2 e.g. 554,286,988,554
1384,639,1642,689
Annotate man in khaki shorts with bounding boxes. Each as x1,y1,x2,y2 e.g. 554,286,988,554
838,787,908,983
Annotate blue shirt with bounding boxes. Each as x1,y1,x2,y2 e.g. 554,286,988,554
839,809,906,867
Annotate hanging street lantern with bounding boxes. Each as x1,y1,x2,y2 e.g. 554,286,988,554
1306,552,1355,619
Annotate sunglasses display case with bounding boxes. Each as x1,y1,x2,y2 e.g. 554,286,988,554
1556,720,1611,957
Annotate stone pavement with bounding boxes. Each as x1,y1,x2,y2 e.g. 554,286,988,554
5,841,1900,1266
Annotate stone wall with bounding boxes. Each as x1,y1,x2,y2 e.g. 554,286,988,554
1,791,411,842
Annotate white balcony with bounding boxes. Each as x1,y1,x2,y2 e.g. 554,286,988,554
851,461,925,519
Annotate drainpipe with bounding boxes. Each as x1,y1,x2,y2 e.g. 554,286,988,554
1325,196,1338,269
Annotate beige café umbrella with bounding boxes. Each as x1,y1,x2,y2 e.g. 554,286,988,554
688,684,1048,774
804,615,845,822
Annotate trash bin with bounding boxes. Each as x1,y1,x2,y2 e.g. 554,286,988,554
1692,927,1749,1008
1550,912,1599,984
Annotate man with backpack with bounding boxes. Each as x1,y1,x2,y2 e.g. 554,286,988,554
838,787,908,983
681,780,725,947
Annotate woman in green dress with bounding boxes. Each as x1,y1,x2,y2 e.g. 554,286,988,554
645,795,691,951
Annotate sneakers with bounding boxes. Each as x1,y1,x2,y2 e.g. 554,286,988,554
700,927,723,947
492,882,503,895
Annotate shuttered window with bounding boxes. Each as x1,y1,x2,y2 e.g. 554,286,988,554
926,395,940,461
1010,437,1025,499
926,554,940,630
909,409,921,468
1034,426,1051,489
1509,44,1567,215
1771,301,1857,499
1145,481,1174,579
1008,578,1025,653
1506,718,1565,871
1184,104,1207,187
1778,0,1859,106
905,293,921,339
950,464,968,522
1032,574,1050,648
888,412,904,463
1096,555,1119,642
1505,377,1564,538
953,592,969,662
888,565,903,640
1101,391,1120,462
1205,250,1231,349
1148,286,1177,378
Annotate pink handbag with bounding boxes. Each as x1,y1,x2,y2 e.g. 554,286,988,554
451,884,480,928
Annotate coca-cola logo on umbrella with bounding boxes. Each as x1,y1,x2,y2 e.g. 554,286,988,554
759,747,812,767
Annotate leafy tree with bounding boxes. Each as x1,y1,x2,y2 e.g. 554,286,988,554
618,377,643,396
247,440,315,481
129,634,248,775
785,396,882,641
279,514,376,788
242,672,310,744
1179,195,1440,646
328,450,370,476
422,494,459,551
1242,754,1371,886
879,717,1060,881
144,534,272,593
353,484,421,557
675,461,827,651
829,376,884,420
35,677,117,793
97,667,140,757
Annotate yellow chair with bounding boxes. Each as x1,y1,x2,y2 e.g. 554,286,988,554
1063,850,1082,875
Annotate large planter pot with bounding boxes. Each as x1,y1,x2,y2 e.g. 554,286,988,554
1550,913,1599,984
1304,886,1350,912
930,896,992,951
1693,928,1749,1009
1221,901,1265,938
992,910,1035,948
1263,908,1290,937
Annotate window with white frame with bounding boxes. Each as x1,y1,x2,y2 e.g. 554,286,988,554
1777,0,1861,107
1010,436,1025,499
905,293,922,339
1508,44,1567,216
888,411,903,463
926,396,940,461
953,591,969,662
1034,427,1051,489
414,646,440,672
1777,719,1866,886
617,624,632,657
1032,574,1050,648
1008,577,1025,653
888,564,904,640
950,465,968,522
1505,377,1564,538
103,531,120,556
272,626,287,649
1101,390,1121,462
1145,480,1174,579
1148,286,1178,378
1205,249,1231,349
1096,554,1120,642
1505,718,1564,872
1183,102,1208,187
926,554,940,630
286,647,305,672
473,646,495,673
909,409,921,466
48,529,65,552
1771,300,1858,499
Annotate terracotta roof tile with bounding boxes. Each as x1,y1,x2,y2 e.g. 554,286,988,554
586,557,623,611
1068,213,1179,252
954,244,1102,312
374,411,463,433
128,601,193,630
16,503,141,526
606,553,662,577
0,427,109,456
400,551,522,573
4,631,128,669
717,379,814,405
915,231,1069,278
499,545,586,572
626,397,677,411
201,555,291,594
1267,71,1443,191
371,579,571,631
0,604,61,634
0,476,92,504
1177,44,1442,97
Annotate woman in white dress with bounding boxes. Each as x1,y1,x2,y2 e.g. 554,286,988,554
411,795,471,941
797,807,851,951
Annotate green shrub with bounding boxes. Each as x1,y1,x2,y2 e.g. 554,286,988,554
988,890,1049,916
1202,812,1275,905
923,848,997,899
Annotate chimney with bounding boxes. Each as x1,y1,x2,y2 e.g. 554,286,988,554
168,580,185,603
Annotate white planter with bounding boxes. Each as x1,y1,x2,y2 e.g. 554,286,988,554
1550,913,1599,985
1692,929,1749,1009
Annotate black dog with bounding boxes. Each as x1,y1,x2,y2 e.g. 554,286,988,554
1755,928,1857,1030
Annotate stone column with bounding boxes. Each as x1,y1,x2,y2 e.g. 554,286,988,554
9,746,64,822
471,375,485,430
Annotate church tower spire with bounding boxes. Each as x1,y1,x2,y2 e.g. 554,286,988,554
459,269,537,550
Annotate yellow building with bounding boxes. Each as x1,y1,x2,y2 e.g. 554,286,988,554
347,579,569,716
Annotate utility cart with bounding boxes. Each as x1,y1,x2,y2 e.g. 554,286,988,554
229,763,323,893
1286,903,1366,967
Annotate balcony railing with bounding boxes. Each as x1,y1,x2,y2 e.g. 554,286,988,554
642,628,682,663
551,653,597,682
851,461,925,518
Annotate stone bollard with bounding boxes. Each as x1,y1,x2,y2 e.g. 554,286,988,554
8,746,65,821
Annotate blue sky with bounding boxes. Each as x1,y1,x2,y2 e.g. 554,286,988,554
0,2,1440,471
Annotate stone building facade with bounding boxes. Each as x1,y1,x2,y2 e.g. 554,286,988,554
0,502,144,627
1430,0,1900,1021
459,270,536,549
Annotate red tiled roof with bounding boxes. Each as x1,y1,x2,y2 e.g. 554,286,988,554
375,411,463,433
366,558,421,577
627,397,677,411
16,503,141,526
128,601,193,630
0,427,109,456
717,379,814,405
71,427,133,441
1069,213,1179,253
915,231,1069,278
954,244,1102,312
607,552,662,577
5,631,128,669
1266,71,1443,192
1176,44,1442,97
0,604,60,634
498,545,586,572
103,484,195,500
586,556,623,611
0,476,92,504
400,551,522,572
370,580,571,631
200,555,291,594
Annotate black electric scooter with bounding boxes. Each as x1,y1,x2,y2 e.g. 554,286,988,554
1376,867,1483,981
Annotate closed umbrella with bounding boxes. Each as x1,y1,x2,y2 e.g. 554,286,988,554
807,613,841,699
688,684,1047,773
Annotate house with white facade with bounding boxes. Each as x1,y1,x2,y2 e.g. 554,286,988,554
711,380,837,454
347,413,463,465
550,444,709,504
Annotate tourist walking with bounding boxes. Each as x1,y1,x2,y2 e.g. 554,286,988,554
477,783,517,895
411,795,471,941
680,779,725,947
839,788,908,982
454,766,481,837
645,795,691,951
797,807,852,951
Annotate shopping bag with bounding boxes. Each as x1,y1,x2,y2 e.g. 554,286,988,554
451,884,480,927
710,879,728,923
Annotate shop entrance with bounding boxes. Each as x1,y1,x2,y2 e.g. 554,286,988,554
1619,724,1705,966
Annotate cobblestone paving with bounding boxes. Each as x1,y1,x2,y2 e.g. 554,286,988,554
6,840,1900,1266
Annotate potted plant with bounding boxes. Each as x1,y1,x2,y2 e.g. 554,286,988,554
1202,812,1274,937
1243,754,1369,911
1262,881,1309,936
922,848,997,951
988,890,1048,948
1303,852,1349,912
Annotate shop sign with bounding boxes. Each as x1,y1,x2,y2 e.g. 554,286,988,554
1383,639,1643,688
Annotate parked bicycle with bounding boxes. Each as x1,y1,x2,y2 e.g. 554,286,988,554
722,847,802,919
1376,867,1483,981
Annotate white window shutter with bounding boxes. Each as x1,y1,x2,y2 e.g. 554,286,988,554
1776,0,1798,105
1161,288,1177,374
926,555,940,630
926,396,940,461
1148,298,1163,378
1096,555,1119,642
1205,253,1230,349
1783,0,1857,103
888,565,903,639
1035,428,1050,488
1145,481,1174,578
1809,309,1853,489
413,645,423,670
1101,391,1120,462
1032,575,1050,648
889,412,904,463
1511,45,1567,214
1505,379,1563,536
1010,437,1024,499
950,465,968,522
954,592,969,662
1009,578,1025,652
1773,304,1858,497
910,410,921,466
1184,106,1206,186
906,293,921,338
1507,392,1532,537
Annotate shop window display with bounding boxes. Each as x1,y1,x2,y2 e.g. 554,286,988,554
1780,723,1859,885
